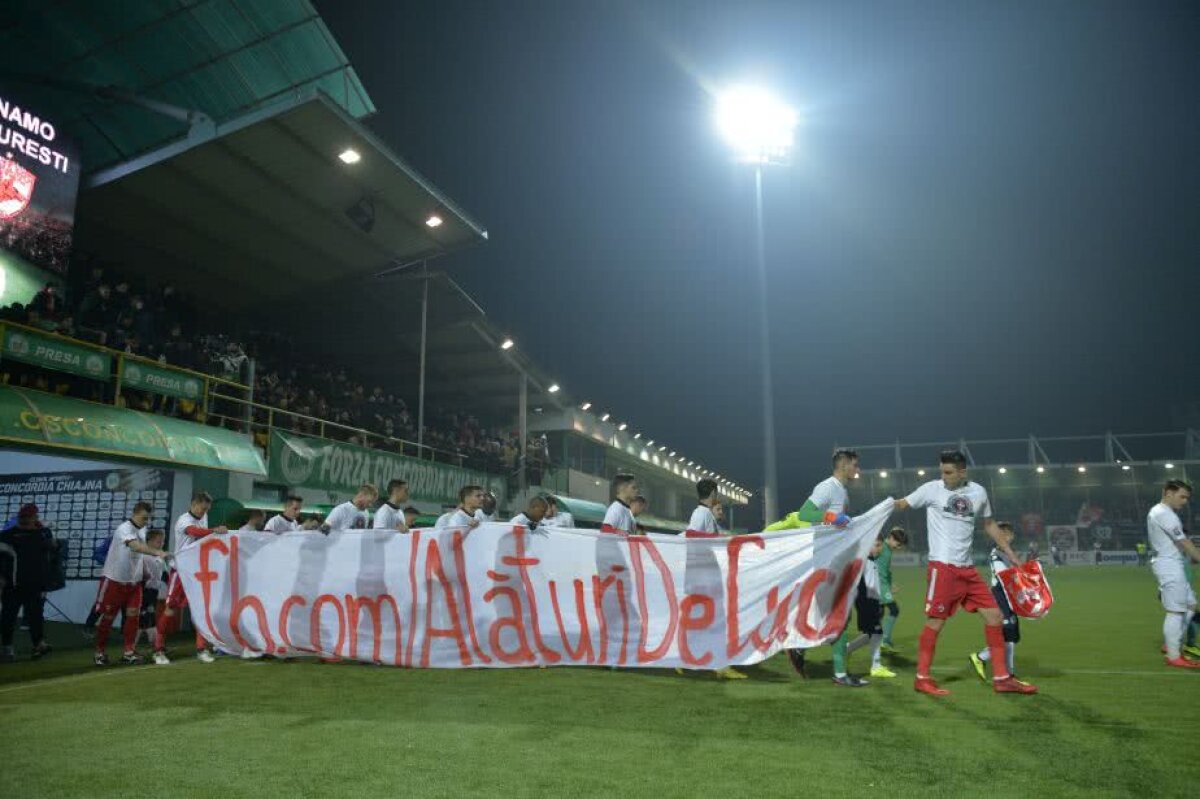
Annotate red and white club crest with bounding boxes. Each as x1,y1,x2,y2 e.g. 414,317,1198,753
0,157,37,220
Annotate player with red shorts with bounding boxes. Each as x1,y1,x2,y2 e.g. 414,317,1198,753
891,450,1037,696
153,491,228,665
93,501,170,666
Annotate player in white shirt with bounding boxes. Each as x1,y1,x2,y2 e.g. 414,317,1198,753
510,496,549,530
768,450,858,680
680,478,746,681
479,491,499,523
322,483,379,532
373,479,411,532
686,479,723,538
238,509,265,532
545,496,575,529
438,485,486,530
891,451,1035,696
153,492,228,665
766,449,857,532
93,502,170,666
601,474,639,535
1146,479,1200,669
264,495,305,534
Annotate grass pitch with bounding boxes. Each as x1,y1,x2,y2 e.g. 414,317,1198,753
1,566,1197,798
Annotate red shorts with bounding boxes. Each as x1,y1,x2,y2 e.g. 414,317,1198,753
97,579,143,613
924,561,997,619
164,571,189,609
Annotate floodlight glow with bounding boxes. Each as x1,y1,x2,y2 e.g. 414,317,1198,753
669,451,676,457
338,148,361,164
500,337,514,350
580,402,591,410
617,423,627,431
1077,465,1087,473
646,440,654,446
633,433,641,440
1122,465,1131,471
1036,466,1045,474
425,214,444,228
852,473,861,480
917,469,926,476
715,85,798,164
601,413,610,422
998,467,1008,474
1165,462,1175,469
659,446,667,452
547,384,560,393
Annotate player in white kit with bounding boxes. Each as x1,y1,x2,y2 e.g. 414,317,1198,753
1146,479,1200,669
682,478,746,680
891,451,1035,696
153,492,228,665
264,495,305,534
373,479,411,532
321,483,378,532
93,502,170,666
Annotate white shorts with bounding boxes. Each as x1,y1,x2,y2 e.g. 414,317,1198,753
1152,560,1197,613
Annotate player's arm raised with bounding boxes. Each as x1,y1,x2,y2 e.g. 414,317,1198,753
126,537,170,560
983,518,1022,566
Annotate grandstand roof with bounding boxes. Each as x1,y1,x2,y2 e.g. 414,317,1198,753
1,0,374,173
72,89,488,304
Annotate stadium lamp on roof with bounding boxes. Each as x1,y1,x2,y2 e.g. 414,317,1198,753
658,445,666,451
998,467,1008,474
1122,464,1131,471
1077,465,1087,473
617,423,627,431
879,471,888,478
917,469,926,476
338,148,361,164
547,384,560,393
715,85,798,165
500,338,515,350
425,214,444,228
1036,466,1046,474
580,401,591,410
600,413,610,422
633,433,641,440
1165,463,1175,469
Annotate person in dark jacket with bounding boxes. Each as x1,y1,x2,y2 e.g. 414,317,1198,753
0,504,59,661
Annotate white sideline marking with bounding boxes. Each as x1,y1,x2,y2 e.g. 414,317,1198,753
0,660,196,695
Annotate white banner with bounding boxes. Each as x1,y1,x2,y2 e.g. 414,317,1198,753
175,499,894,668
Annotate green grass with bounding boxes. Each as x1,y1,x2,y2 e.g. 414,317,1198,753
1,566,1197,798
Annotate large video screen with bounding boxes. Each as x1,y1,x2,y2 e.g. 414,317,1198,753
0,86,81,276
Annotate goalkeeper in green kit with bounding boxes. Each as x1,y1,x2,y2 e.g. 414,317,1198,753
878,527,908,654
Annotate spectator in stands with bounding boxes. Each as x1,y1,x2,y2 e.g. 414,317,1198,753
0,505,59,662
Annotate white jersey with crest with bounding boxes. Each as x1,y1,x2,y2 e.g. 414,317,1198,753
903,480,992,567
687,505,720,534
325,501,368,530
264,514,301,534
602,501,636,534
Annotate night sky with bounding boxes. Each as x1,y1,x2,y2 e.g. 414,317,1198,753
315,1,1200,522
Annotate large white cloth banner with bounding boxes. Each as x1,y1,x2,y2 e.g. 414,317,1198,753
176,499,894,668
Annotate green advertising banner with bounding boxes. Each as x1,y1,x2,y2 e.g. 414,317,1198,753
1,325,111,381
121,359,205,401
0,386,266,475
269,431,506,506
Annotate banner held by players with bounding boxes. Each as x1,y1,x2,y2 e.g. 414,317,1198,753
176,499,894,668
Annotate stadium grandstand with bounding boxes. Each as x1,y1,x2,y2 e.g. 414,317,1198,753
0,0,750,625
841,432,1198,559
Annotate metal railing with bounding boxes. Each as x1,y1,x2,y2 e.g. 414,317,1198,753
0,320,250,415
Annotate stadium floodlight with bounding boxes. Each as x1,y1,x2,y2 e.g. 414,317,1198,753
500,337,515,350
617,423,627,431
633,433,641,440
852,473,861,479
601,413,610,422
1122,464,1131,471
425,214,444,228
687,461,695,466
338,148,361,164
1165,463,1175,469
678,456,686,462
715,86,798,165
547,383,560,393
580,401,591,410
658,445,667,452
715,84,797,524
917,469,926,476
998,467,1008,474
669,451,676,457
646,440,654,446
879,470,888,478
1077,465,1087,473
1036,466,1046,474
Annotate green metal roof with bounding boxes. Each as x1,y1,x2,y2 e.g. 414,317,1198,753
1,0,374,175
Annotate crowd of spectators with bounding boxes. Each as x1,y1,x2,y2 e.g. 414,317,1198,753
0,263,552,478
